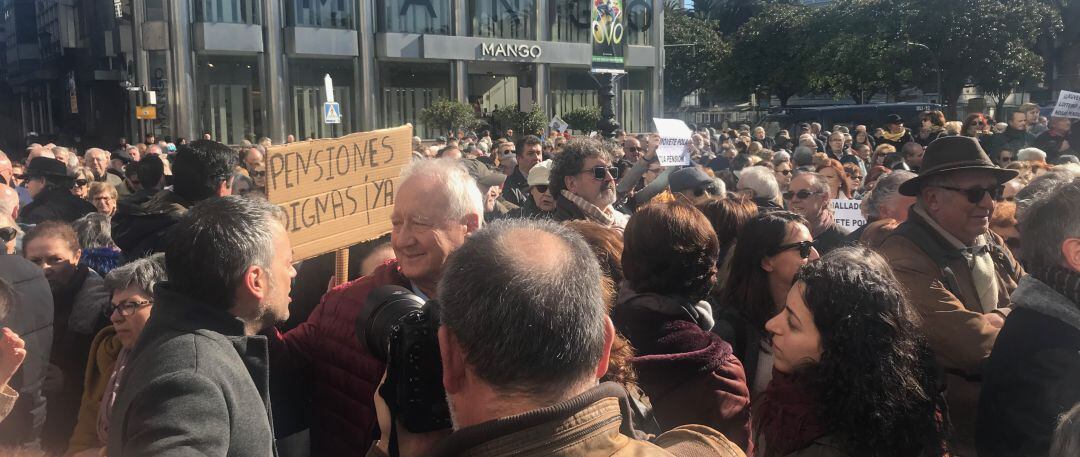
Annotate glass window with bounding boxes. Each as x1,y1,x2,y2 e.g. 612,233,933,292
470,0,535,40
552,0,651,45
550,67,599,118
145,0,166,21
287,0,354,28
289,59,355,139
618,69,650,133
193,0,260,24
380,62,451,139
378,0,450,34
624,0,651,46
195,56,264,144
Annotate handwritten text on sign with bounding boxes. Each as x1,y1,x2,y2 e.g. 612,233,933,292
832,199,866,229
1051,90,1080,119
652,118,692,166
266,125,411,261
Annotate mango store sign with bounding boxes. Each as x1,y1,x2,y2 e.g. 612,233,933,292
266,125,412,261
832,199,866,229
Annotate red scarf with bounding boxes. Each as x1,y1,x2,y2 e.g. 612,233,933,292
753,369,829,457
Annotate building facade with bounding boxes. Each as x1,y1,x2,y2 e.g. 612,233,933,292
2,0,664,146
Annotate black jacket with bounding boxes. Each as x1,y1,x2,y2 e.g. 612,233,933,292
0,256,53,447
500,168,529,208
17,188,96,225
813,222,850,256
1033,130,1073,163
111,189,193,260
504,199,553,220
976,275,1080,457
107,283,277,456
986,127,1035,159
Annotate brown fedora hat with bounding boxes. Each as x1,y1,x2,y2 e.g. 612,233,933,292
898,136,1018,196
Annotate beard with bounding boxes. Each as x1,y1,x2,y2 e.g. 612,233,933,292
595,183,617,208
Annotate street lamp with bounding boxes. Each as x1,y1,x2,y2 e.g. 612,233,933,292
906,41,942,104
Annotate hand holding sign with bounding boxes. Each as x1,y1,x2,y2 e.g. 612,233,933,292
651,118,692,166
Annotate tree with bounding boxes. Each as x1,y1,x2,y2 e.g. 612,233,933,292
561,106,601,133
491,104,547,137
726,2,813,106
974,43,1045,120
663,2,730,110
418,99,479,136
690,0,782,36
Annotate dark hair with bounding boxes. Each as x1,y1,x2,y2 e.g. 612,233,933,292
438,219,608,399
171,139,237,202
549,138,610,197
731,153,753,171
136,154,165,190
696,194,759,253
790,247,946,456
1016,175,1080,268
23,220,80,254
124,161,139,178
564,220,624,284
165,196,282,308
719,211,806,333
921,110,946,128
623,201,719,301
518,135,543,154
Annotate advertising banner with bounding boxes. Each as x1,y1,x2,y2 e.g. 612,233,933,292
590,0,626,73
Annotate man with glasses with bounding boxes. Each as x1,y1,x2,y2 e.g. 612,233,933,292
774,161,793,193
506,159,556,219
878,136,1024,456
784,172,848,255
548,138,629,230
18,157,96,225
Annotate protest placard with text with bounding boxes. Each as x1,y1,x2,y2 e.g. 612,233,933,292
652,118,692,166
1051,90,1080,119
265,125,411,261
832,199,866,229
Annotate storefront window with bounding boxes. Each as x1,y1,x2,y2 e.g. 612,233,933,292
289,59,355,139
550,67,599,121
287,0,354,28
618,69,650,133
193,0,261,24
380,62,451,139
148,51,172,139
470,0,535,40
195,56,264,144
378,0,450,35
551,0,651,45
625,0,651,46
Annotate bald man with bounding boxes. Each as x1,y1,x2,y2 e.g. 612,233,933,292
0,151,32,207
0,183,18,220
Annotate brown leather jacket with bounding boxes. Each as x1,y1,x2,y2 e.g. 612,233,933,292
366,383,746,457
877,208,1023,454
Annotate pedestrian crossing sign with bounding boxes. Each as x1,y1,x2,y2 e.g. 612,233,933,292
323,102,341,124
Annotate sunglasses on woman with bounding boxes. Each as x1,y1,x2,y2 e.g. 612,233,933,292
534,185,550,194
580,166,620,181
0,226,17,242
74,179,88,187
931,184,1005,203
782,189,823,200
770,240,815,259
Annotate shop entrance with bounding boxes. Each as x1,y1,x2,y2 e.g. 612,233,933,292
467,62,534,133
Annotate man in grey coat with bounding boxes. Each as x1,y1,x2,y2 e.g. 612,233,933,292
107,196,296,456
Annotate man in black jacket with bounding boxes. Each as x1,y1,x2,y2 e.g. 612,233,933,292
977,170,1080,457
501,135,544,208
0,255,52,448
17,158,96,225
107,196,296,456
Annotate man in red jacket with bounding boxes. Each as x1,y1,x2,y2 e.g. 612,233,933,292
268,158,484,455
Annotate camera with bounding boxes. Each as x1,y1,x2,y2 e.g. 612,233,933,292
357,285,451,433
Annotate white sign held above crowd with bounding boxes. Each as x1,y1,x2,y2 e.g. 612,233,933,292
652,118,692,166
1051,90,1080,119
549,115,569,133
832,199,866,229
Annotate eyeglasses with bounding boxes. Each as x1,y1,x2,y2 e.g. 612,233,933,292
1000,156,1014,163
579,166,619,181
693,185,719,197
783,189,824,200
105,299,153,317
0,227,17,242
770,240,815,259
74,179,88,187
777,169,792,176
931,184,1005,203
534,185,550,194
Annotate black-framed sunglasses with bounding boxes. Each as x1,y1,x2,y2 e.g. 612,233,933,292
771,240,815,259
105,299,153,317
778,169,792,176
932,184,1005,203
534,185,550,194
580,166,619,181
783,189,823,200
74,179,88,187
0,226,17,242
693,185,719,197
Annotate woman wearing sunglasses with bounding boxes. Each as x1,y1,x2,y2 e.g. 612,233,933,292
70,167,94,200
753,247,946,457
66,255,166,457
963,113,993,138
716,211,820,396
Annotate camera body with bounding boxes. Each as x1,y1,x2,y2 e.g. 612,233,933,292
357,285,451,433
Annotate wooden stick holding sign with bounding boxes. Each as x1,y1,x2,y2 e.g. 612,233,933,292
265,125,413,269
335,249,349,286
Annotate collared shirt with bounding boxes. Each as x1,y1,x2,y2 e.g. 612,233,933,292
913,203,1000,312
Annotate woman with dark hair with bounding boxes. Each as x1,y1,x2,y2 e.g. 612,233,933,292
615,200,751,449
963,113,993,138
697,195,759,263
852,128,876,151
754,246,946,457
916,110,947,147
717,211,819,395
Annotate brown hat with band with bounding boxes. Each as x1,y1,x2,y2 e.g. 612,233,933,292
898,136,1018,196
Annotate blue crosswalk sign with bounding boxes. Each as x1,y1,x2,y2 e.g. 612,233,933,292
323,102,341,124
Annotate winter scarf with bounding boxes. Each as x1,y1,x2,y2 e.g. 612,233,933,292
753,369,829,457
879,128,908,142
560,189,629,230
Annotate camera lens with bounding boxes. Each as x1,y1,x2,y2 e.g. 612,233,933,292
357,285,426,361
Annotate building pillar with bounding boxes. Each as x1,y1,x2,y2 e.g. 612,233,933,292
451,0,468,104
535,0,550,118
169,0,195,140
357,0,377,130
651,0,664,119
263,0,287,143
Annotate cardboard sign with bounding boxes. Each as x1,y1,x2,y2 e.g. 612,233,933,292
265,125,412,261
1051,90,1080,119
832,199,866,229
652,118,692,166
549,115,569,133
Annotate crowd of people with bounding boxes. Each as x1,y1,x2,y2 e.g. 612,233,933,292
0,108,1076,457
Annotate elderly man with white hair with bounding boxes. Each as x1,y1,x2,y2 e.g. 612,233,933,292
737,165,783,210
0,151,32,207
1016,147,1047,163
83,148,123,187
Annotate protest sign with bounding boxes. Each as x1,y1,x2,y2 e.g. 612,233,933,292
652,118,692,166
832,199,865,229
549,115,569,133
266,125,411,261
1051,90,1080,119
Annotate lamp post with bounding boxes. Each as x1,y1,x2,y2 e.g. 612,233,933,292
593,72,622,138
907,41,942,103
